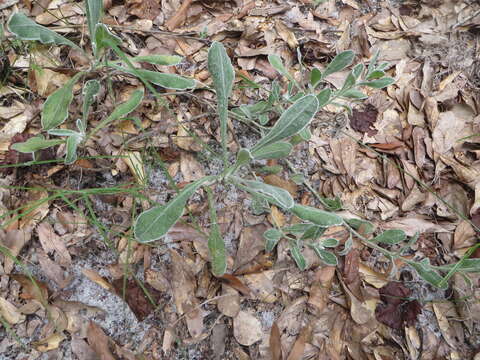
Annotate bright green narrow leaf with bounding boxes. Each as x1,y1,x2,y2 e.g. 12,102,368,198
11,135,63,153
134,176,215,243
41,72,83,130
251,141,293,160
236,178,294,210
372,229,406,245
407,260,448,289
115,66,196,90
361,77,395,89
316,88,331,108
342,89,368,99
85,0,103,47
94,23,121,54
310,68,322,88
320,238,339,248
323,50,355,78
208,42,234,157
8,13,82,51
207,188,227,276
264,228,282,252
64,133,83,164
130,54,183,66
291,204,343,227
80,80,100,132
311,244,338,265
290,243,307,270
89,89,143,137
252,95,319,151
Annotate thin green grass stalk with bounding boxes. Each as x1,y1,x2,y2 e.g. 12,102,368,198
0,313,27,350
0,194,59,228
81,195,117,252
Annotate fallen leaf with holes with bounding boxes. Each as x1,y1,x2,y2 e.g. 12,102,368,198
375,282,422,329
233,310,263,346
0,297,26,324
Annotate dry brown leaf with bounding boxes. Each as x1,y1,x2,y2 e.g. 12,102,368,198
180,152,205,182
37,251,71,289
275,20,299,49
234,224,267,271
82,269,116,293
126,0,160,20
219,274,252,297
33,332,66,352
217,284,240,318
242,270,277,303
19,190,50,229
0,297,26,324
453,220,476,250
165,0,193,30
10,274,49,304
87,321,116,360
233,310,263,346
270,322,283,360
263,174,297,197
71,335,97,360
287,322,312,360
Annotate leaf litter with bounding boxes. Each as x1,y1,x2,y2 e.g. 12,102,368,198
1,0,480,359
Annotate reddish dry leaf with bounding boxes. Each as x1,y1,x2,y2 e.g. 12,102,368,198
342,249,362,300
112,278,161,321
82,269,116,293
270,322,283,360
10,274,49,304
165,0,194,30
87,321,116,360
350,104,378,136
126,0,160,21
287,323,312,360
375,281,422,330
218,274,252,297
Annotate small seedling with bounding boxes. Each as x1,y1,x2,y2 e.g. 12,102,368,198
7,0,196,164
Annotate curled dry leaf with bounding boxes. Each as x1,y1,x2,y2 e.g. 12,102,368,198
233,310,263,346
0,297,26,324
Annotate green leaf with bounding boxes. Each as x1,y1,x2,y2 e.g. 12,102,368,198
41,72,83,130
8,13,82,51
235,178,294,210
366,70,385,80
291,204,343,227
352,63,364,79
372,229,406,245
134,176,215,243
94,23,121,54
321,197,343,211
323,50,355,78
130,54,183,66
208,42,234,154
11,135,63,153
290,173,305,185
64,133,83,164
89,89,143,137
407,260,448,289
311,244,338,265
341,72,356,91
301,225,326,240
316,88,331,108
440,259,480,273
85,0,103,47
290,243,307,270
116,66,196,90
252,95,319,151
268,54,295,84
251,141,293,160
320,238,339,248
268,80,281,104
80,79,100,132
361,77,395,89
310,68,322,88
342,89,367,99
47,129,81,137
264,229,282,252
207,188,227,276
235,148,253,166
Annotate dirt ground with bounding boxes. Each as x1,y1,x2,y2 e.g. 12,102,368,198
1,0,480,359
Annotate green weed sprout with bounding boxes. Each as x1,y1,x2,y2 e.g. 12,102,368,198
7,0,195,164
133,42,480,287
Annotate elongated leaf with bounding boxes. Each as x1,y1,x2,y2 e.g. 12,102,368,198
8,13,82,51
252,95,319,151
264,229,282,252
80,80,100,132
301,225,326,240
290,243,307,270
352,63,364,79
89,89,143,137
208,42,234,153
440,259,480,273
366,70,385,80
11,135,63,153
342,89,367,99
316,88,331,108
41,72,83,130
282,223,313,236
310,68,322,88
361,77,395,89
311,244,338,265
134,176,215,243
116,66,195,90
47,129,82,137
207,189,227,276
323,50,355,78
94,23,121,54
372,229,406,245
320,238,339,248
268,54,296,84
64,133,83,164
251,141,293,160
291,204,343,227
237,178,294,209
130,55,182,66
85,0,103,45
407,260,447,289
